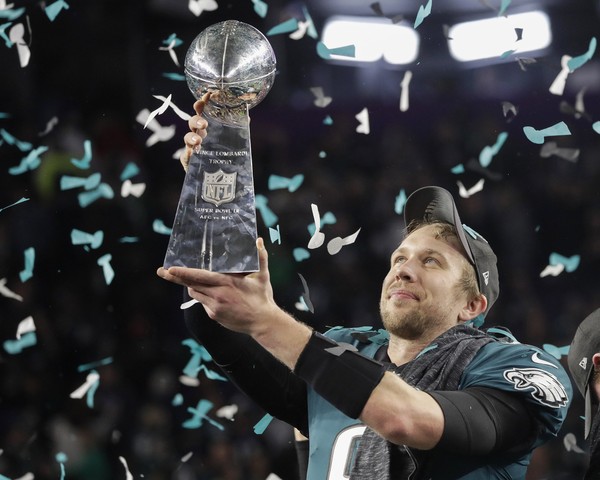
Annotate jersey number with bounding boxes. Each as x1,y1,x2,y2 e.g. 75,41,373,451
327,425,366,479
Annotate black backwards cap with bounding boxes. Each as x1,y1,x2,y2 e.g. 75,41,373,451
403,186,500,319
568,308,600,438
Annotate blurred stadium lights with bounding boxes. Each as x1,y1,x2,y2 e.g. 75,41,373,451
321,16,420,65
447,10,552,62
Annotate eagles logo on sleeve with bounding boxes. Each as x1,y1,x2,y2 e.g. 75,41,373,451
503,368,569,408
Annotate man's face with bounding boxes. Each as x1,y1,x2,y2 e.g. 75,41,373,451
380,224,474,340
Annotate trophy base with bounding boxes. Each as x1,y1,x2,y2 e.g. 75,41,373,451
163,115,259,273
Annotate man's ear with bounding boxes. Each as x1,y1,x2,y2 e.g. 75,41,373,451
592,353,600,370
458,294,488,322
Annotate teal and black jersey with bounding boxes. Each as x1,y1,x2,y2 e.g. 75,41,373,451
305,326,572,479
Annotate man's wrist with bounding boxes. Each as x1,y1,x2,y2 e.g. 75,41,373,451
294,331,387,418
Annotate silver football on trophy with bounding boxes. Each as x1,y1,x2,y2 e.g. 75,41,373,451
184,20,277,127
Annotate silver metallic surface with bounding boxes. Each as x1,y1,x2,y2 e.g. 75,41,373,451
184,20,277,127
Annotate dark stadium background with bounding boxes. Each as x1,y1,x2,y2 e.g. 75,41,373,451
0,0,599,478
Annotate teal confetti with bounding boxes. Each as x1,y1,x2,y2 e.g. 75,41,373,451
479,132,508,167
293,247,310,262
567,37,597,72
70,139,92,169
549,252,580,272
268,174,304,192
319,151,327,158
120,162,140,181
182,338,212,378
255,194,278,227
56,452,67,480
394,189,407,215
183,399,224,430
198,364,227,381
500,49,515,58
86,370,100,408
71,229,104,249
450,164,465,174
162,72,186,81
60,172,101,191
9,146,48,175
77,356,113,372
543,343,569,360
162,33,183,48
0,196,29,213
0,112,10,118
269,225,281,244
413,0,432,29
308,211,336,235
317,42,356,60
0,23,12,48
0,8,25,21
4,331,37,354
523,121,571,144
323,115,333,125
0,128,32,151
97,254,115,285
153,218,172,235
45,0,70,21
19,247,35,282
172,393,184,406
253,413,273,434
78,183,114,208
266,18,298,36
119,236,140,243
593,121,600,134
498,0,512,16
302,5,318,39
252,0,268,18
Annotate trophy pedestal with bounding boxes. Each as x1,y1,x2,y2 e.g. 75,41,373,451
163,114,259,272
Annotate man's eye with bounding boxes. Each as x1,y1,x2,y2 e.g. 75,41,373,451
393,256,405,265
424,257,439,265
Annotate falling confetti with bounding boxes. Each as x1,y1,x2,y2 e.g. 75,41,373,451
297,273,314,313
45,0,70,21
457,179,485,198
479,132,508,167
523,121,571,144
97,253,115,285
121,179,146,197
71,229,104,249
253,413,273,434
310,86,332,108
255,194,278,228
0,196,29,213
567,37,597,72
399,71,412,112
327,228,361,255
19,247,35,282
355,107,370,134
188,0,218,17
269,225,281,244
414,0,432,29
0,278,23,301
307,204,325,249
268,174,304,192
316,42,356,60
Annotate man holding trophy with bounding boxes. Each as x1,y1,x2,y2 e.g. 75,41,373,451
158,20,571,480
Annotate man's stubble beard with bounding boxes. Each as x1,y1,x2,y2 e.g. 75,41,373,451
379,298,455,341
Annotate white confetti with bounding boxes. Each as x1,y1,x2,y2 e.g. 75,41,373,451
16,315,35,339
70,371,100,399
457,179,485,198
0,277,23,301
399,70,412,112
355,107,370,134
327,228,361,255
307,204,325,249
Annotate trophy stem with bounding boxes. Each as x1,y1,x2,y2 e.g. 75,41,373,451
163,108,260,272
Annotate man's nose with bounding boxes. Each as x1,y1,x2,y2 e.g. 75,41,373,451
395,259,416,282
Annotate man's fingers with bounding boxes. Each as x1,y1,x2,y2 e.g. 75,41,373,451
193,91,212,115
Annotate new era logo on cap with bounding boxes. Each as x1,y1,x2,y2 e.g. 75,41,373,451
482,271,490,286
579,357,588,370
